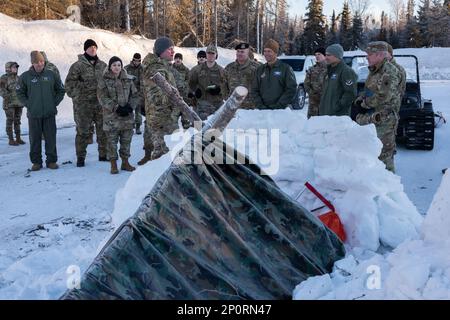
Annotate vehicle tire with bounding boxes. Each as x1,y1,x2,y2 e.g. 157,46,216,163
291,85,306,110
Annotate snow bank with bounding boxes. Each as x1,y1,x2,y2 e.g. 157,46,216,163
112,110,423,252
294,172,450,300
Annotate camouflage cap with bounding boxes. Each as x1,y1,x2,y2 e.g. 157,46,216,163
365,41,388,53
5,62,19,71
206,44,218,54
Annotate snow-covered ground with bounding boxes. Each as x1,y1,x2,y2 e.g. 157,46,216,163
0,14,449,299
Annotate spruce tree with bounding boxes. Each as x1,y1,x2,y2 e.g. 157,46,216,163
339,1,353,50
303,0,326,54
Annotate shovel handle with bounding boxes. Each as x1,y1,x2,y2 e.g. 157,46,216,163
305,182,335,212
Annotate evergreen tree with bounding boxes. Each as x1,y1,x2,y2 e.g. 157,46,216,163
417,0,431,46
327,10,339,45
378,11,388,41
351,12,364,49
339,1,353,50
302,0,326,54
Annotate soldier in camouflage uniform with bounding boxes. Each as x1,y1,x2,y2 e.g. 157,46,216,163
0,62,25,145
188,44,226,120
97,56,138,174
124,53,144,135
139,37,183,162
304,47,327,118
65,39,108,167
385,43,407,115
223,42,259,109
355,41,402,172
171,53,191,129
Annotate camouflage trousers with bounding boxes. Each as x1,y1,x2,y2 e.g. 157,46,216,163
307,94,320,118
375,114,398,173
134,108,143,128
146,107,180,159
4,106,23,138
105,128,133,160
142,121,153,153
195,100,223,120
74,103,107,159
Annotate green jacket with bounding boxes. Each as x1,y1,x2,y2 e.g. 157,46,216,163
16,67,65,118
319,61,357,116
251,59,297,109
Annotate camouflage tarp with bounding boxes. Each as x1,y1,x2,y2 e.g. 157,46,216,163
61,137,345,300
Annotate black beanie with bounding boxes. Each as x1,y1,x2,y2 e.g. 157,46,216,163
84,39,98,52
197,50,206,58
108,56,123,70
153,37,174,56
174,53,183,60
133,53,141,60
314,47,326,56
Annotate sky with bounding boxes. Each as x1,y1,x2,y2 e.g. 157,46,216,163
287,0,391,19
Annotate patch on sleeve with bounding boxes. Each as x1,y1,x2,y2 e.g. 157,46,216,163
345,79,354,86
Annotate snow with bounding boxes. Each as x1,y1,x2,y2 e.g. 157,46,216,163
1,14,450,300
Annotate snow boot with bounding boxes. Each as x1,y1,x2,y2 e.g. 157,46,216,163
121,158,135,172
110,160,119,174
137,150,152,166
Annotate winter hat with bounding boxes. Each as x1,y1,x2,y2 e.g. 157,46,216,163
133,53,141,60
314,47,326,56
386,43,394,56
264,39,280,54
84,39,98,52
197,50,206,59
153,37,174,57
108,56,123,70
30,51,45,64
326,44,344,60
364,41,388,54
174,53,183,60
235,42,250,50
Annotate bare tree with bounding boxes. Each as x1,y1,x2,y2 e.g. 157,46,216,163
349,0,371,16
388,0,404,31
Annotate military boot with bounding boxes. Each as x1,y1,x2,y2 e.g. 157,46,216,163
110,160,119,174
15,133,26,145
9,137,18,146
137,150,152,166
135,124,142,135
76,157,85,167
121,158,136,172
31,163,42,171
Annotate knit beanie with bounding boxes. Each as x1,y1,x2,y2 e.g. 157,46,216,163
264,39,280,54
84,39,98,52
30,51,45,64
197,50,206,59
133,53,141,60
153,37,174,57
174,53,183,60
326,44,344,60
108,56,123,70
314,47,326,56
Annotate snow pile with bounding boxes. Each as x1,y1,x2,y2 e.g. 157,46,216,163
112,110,423,252
293,171,450,300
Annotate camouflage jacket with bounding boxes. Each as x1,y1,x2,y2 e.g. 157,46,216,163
65,54,107,102
390,58,407,113
0,68,22,108
304,61,327,96
361,59,401,115
141,53,178,116
170,65,189,100
124,62,144,104
172,63,190,83
223,58,259,108
97,69,138,131
189,61,226,106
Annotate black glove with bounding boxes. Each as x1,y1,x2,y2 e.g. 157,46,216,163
116,105,130,117
188,91,195,99
140,105,145,116
123,103,133,114
206,85,221,96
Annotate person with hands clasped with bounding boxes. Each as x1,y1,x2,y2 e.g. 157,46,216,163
97,56,138,174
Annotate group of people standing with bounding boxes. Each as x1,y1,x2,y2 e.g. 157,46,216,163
1,36,406,174
305,42,406,172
